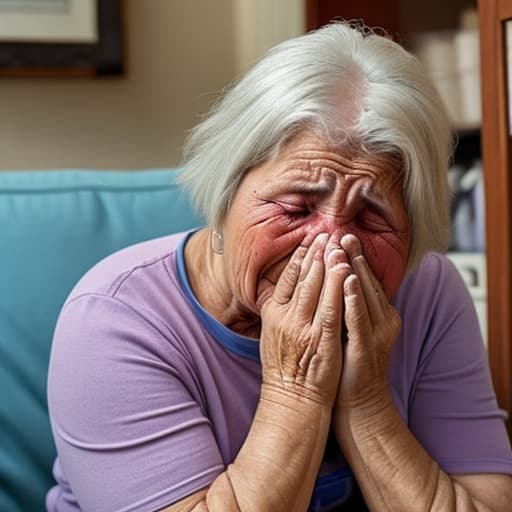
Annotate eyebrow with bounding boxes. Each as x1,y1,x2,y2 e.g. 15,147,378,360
281,181,333,196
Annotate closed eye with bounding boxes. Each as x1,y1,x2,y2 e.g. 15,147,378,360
356,209,390,232
275,201,311,217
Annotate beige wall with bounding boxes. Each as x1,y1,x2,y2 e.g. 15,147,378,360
0,0,236,170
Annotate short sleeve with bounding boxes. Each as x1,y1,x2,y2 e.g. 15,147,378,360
398,255,512,475
47,294,225,512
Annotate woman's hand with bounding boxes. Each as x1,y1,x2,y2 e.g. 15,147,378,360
259,233,351,407
335,234,401,416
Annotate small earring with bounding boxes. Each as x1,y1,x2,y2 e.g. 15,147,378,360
211,230,224,255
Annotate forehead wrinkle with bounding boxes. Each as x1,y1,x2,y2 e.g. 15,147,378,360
270,142,402,198
272,164,386,202
278,156,378,185
270,160,334,192
286,148,400,183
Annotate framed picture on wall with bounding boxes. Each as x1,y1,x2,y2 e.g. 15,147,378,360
0,0,123,76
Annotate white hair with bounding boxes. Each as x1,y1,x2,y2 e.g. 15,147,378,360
179,21,452,269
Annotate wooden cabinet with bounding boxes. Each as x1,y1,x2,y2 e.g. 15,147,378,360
478,0,512,434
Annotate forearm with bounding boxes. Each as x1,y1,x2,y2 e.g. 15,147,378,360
334,388,501,512
202,384,332,512
173,234,346,512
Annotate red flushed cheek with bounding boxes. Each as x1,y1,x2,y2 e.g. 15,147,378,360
247,217,307,280
250,216,325,308
360,234,408,299
256,211,329,251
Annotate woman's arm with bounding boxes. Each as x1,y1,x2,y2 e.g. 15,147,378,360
161,386,332,512
336,386,512,511
333,235,512,511
163,233,351,511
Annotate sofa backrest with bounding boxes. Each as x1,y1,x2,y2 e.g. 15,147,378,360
0,169,203,512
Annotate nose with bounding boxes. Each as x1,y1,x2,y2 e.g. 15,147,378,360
304,212,355,246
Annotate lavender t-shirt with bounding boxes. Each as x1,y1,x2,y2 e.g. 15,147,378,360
46,231,512,512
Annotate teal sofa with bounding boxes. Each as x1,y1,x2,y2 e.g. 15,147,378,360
0,170,203,512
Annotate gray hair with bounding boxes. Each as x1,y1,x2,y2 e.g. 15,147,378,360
179,21,452,269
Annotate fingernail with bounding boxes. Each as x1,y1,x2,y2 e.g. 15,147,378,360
340,234,361,255
327,248,348,266
315,232,329,244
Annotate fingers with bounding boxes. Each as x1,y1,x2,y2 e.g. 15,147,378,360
294,233,329,318
314,242,351,332
271,244,307,306
272,232,392,333
271,233,328,313
340,234,387,324
259,234,352,406
343,272,372,339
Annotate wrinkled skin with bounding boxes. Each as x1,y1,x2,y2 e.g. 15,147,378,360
258,232,351,406
188,131,410,407
219,133,409,318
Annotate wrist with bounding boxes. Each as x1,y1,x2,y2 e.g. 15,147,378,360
259,383,334,440
334,385,396,443
228,383,333,511
260,382,334,415
261,375,337,408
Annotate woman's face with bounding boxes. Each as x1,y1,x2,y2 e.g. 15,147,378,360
220,133,411,316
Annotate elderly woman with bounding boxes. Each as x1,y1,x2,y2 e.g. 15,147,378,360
47,22,512,512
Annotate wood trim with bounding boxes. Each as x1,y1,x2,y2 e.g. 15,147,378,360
305,0,320,31
478,0,512,434
499,0,512,20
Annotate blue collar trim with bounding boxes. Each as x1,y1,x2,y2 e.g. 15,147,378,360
176,231,261,363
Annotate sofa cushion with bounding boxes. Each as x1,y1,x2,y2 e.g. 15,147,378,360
0,169,203,512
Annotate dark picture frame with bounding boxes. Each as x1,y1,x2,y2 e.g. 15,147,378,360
0,0,123,77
